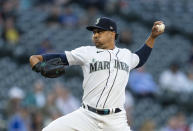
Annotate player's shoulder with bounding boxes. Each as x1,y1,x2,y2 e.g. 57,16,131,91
118,47,132,54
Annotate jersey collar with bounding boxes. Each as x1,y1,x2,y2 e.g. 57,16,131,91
109,46,118,53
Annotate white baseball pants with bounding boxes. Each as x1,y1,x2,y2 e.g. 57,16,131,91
42,107,131,131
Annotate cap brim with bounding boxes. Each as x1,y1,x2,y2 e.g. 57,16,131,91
86,26,106,31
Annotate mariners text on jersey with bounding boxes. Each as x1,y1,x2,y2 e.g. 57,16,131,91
89,60,129,73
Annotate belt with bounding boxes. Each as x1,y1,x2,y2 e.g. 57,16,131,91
82,104,121,115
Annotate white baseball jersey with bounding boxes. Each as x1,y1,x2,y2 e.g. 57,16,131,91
65,46,139,109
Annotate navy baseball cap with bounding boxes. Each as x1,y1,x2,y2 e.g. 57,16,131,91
86,17,117,34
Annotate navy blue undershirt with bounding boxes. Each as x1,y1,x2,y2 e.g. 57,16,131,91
42,53,69,65
42,44,152,68
135,44,152,68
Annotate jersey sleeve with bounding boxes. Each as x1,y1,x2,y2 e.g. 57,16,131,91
125,48,139,70
130,53,140,69
65,46,88,66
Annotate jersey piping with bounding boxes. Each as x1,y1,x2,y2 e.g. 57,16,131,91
96,50,111,108
103,49,120,108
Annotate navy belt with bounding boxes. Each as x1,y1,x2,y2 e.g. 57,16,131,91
82,104,121,115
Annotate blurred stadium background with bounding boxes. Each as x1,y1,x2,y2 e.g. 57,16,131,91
0,0,193,131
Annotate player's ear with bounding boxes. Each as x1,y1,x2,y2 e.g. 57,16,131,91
112,32,116,40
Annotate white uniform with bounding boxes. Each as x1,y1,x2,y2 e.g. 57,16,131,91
43,46,139,131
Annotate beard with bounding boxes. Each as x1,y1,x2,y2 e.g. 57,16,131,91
93,39,105,49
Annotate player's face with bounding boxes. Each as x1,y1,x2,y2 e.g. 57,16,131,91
92,29,115,49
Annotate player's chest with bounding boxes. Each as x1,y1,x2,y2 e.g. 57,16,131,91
87,51,129,73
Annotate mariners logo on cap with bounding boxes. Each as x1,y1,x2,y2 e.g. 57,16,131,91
110,26,113,30
96,18,100,25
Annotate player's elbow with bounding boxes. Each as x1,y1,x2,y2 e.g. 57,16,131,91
30,55,42,60
29,55,37,63
29,55,33,63
29,55,43,65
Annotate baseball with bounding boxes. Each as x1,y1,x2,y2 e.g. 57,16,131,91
156,23,165,32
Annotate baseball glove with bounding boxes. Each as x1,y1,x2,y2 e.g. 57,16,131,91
32,58,65,78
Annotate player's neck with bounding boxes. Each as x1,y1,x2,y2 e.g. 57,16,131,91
105,41,115,50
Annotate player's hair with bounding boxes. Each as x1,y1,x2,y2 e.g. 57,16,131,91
115,34,119,40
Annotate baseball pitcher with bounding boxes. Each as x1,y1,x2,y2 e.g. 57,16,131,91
30,17,164,131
